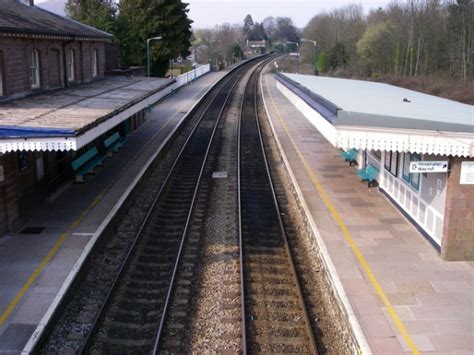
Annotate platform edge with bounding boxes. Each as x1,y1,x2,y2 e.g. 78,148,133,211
260,70,372,355
21,71,226,355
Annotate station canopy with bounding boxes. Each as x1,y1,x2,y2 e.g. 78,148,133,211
277,73,474,157
0,77,172,153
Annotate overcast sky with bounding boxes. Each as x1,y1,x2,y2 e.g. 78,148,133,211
36,0,394,28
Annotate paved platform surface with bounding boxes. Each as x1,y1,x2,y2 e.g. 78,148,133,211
261,71,474,354
0,70,225,353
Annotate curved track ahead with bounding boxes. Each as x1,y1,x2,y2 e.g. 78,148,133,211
238,60,318,354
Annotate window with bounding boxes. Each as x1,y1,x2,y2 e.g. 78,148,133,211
66,49,74,81
402,153,421,191
372,150,382,160
18,151,29,172
92,49,98,78
384,151,399,176
0,51,4,96
30,50,40,89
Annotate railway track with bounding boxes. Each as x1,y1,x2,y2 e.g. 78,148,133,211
79,62,253,354
36,56,322,354
36,58,262,354
238,60,318,353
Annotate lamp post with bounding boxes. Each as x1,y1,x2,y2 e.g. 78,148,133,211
207,40,216,70
301,39,317,75
147,36,162,77
286,41,299,73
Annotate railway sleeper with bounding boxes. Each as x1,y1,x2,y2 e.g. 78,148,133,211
103,319,159,329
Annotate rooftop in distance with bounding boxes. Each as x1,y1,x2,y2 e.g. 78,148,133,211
281,73,474,133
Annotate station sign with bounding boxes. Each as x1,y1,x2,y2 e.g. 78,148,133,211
460,161,474,185
409,161,448,173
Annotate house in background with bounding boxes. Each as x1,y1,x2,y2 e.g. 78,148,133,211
245,40,266,56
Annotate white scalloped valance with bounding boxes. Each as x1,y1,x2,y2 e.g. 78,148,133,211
337,128,473,157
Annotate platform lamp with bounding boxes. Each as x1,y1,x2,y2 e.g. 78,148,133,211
301,39,317,75
286,41,299,73
147,36,162,77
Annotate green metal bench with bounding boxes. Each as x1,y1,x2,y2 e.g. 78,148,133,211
71,147,105,183
104,132,126,155
340,148,358,166
357,164,379,187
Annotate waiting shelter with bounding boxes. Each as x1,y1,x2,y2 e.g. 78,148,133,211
276,73,474,260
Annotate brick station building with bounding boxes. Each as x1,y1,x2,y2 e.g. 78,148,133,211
0,0,174,235
276,73,474,261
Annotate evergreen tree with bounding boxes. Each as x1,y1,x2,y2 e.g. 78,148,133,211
66,0,116,33
116,0,192,76
243,14,255,40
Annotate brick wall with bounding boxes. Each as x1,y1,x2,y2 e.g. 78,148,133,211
0,37,106,100
441,157,474,261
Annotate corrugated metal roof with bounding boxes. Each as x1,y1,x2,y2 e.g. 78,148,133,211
282,73,474,133
0,0,112,39
0,76,172,138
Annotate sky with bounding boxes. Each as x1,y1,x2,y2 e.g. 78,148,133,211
35,0,394,28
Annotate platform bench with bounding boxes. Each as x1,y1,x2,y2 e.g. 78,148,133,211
340,148,358,166
71,147,105,183
104,132,127,155
357,164,379,187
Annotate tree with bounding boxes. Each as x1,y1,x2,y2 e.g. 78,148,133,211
275,17,299,42
447,0,473,80
316,52,328,73
262,16,277,42
243,14,254,40
356,21,395,75
116,0,192,76
66,0,116,33
328,41,349,70
230,43,243,59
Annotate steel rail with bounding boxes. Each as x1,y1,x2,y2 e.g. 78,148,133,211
79,64,249,354
238,58,319,354
151,62,250,354
237,58,274,355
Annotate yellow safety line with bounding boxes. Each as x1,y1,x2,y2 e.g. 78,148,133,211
0,194,98,326
0,78,212,326
264,75,420,355
0,232,68,325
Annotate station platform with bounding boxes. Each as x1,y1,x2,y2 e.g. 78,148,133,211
0,70,225,353
261,71,474,354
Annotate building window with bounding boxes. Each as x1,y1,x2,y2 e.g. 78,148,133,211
372,150,382,160
92,49,98,78
0,51,4,96
30,50,40,89
384,151,399,176
18,151,29,172
402,153,421,191
66,49,75,81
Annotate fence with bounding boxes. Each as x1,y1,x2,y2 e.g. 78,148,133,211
174,64,211,88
